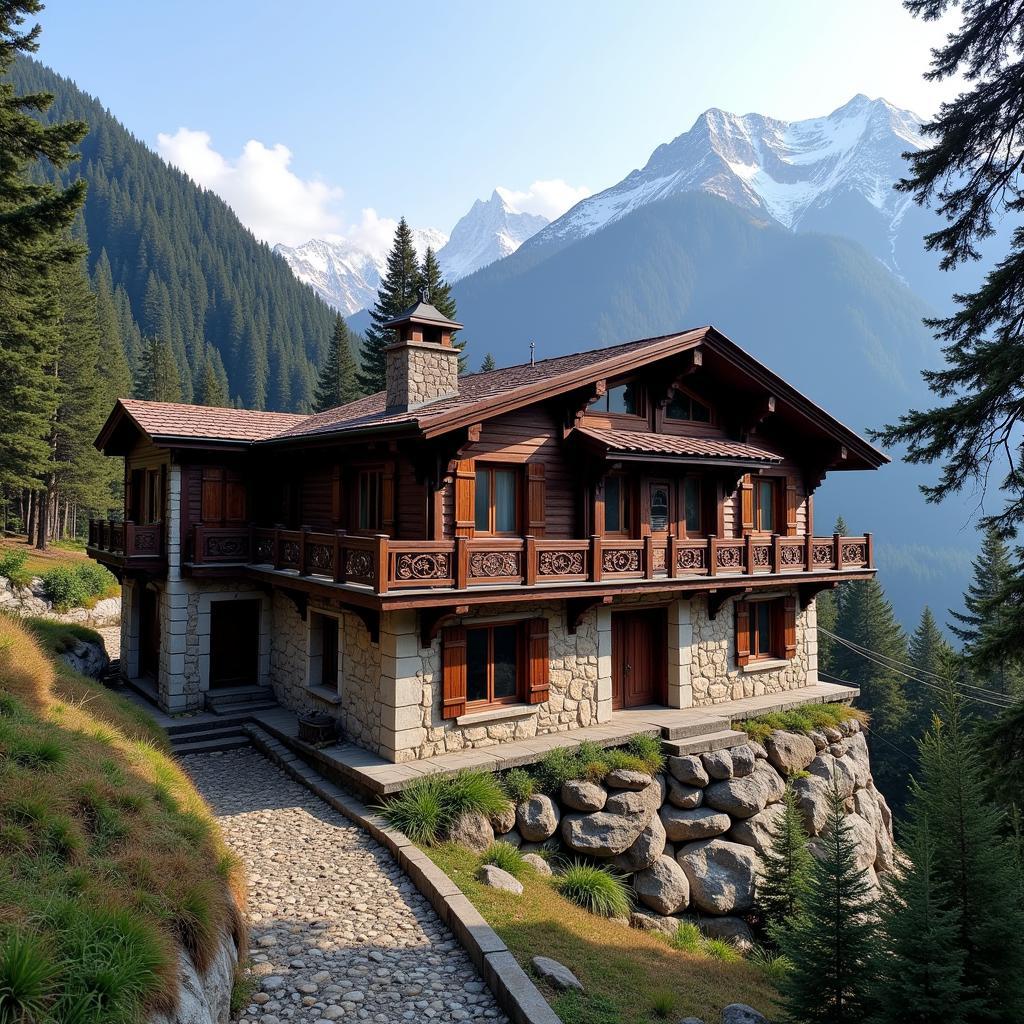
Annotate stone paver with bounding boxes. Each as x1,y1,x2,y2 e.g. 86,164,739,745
183,748,508,1024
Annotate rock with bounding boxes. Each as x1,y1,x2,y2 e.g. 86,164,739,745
809,729,828,751
678,1019,706,1024
668,754,709,787
703,760,785,819
792,774,830,835
765,730,816,776
605,767,651,790
490,803,516,835
633,854,690,915
60,639,109,679
517,794,560,842
748,740,768,759
702,748,734,780
477,864,523,894
605,786,656,816
722,1005,770,1024
561,779,607,812
562,779,661,856
630,908,679,937
727,801,787,857
730,745,756,778
695,915,754,951
677,839,760,915
522,853,552,876
845,812,877,871
660,806,732,842
497,829,522,848
453,810,495,853
828,741,848,758
823,725,844,743
613,812,666,873
530,955,583,993
845,731,872,787
806,753,855,799
150,935,237,1024
667,776,704,809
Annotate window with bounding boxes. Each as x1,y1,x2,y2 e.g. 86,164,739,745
754,478,775,532
474,465,519,534
683,477,702,535
357,469,383,531
666,389,711,422
649,481,670,533
736,596,797,666
600,382,644,416
466,623,521,707
604,475,631,534
320,617,339,690
750,601,775,659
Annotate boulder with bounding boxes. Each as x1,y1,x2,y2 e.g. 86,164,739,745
828,741,848,758
562,784,657,857
667,776,704,809
823,725,844,743
806,753,855,799
722,1005,770,1024
530,956,582,993
150,933,237,1024
702,748,734,780
678,839,761,915
522,853,552,876
748,740,768,759
490,803,517,835
561,779,607,812
730,745,756,778
453,810,494,853
668,754,709,787
727,801,786,857
517,795,560,842
60,639,109,679
809,729,828,751
629,909,678,938
497,830,522,849
613,812,666,873
605,781,660,817
660,806,731,843
765,730,816,776
703,760,785,819
845,731,872,788
792,774,830,835
846,812,877,871
695,915,754,952
605,767,651,790
633,854,690,915
477,864,523,894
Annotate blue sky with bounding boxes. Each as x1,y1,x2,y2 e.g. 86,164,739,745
36,0,959,250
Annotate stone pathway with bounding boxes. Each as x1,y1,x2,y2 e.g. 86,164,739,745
96,623,121,660
182,748,508,1024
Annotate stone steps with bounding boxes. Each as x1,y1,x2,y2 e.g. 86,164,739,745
662,729,748,757
657,716,730,741
205,685,277,716
172,724,251,755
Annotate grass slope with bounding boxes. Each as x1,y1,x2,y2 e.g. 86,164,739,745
0,614,244,1023
430,843,777,1024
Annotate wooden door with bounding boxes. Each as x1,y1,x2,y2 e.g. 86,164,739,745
139,587,160,678
208,599,260,689
612,609,667,709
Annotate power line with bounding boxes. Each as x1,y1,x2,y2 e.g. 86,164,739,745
819,673,921,765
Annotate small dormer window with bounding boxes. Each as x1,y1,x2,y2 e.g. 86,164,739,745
600,382,644,416
666,389,711,423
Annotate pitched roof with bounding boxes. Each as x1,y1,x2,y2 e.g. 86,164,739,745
383,298,463,330
576,427,785,464
114,399,307,443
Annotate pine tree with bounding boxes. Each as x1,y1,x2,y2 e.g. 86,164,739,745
0,4,87,492
868,820,971,1024
911,683,1024,1022
479,352,496,372
905,606,957,740
980,700,1024,818
777,772,876,1024
137,337,183,403
313,314,361,412
358,218,420,394
197,351,229,407
417,245,465,371
758,783,814,935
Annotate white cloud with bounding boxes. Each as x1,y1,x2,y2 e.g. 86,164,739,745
156,128,345,246
496,179,591,220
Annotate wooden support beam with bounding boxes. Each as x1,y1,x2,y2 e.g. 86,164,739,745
352,606,381,644
798,580,838,611
563,381,607,439
419,605,469,649
707,585,751,621
281,587,308,621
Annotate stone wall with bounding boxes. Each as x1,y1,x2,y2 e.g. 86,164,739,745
149,929,237,1024
385,341,460,412
0,574,120,626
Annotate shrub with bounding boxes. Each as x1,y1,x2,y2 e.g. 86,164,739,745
445,770,511,821
703,937,741,962
0,548,32,588
555,862,631,918
480,841,525,877
73,561,116,599
501,767,535,802
534,747,583,793
669,920,704,954
626,734,665,775
39,566,88,611
650,989,676,1018
379,776,448,844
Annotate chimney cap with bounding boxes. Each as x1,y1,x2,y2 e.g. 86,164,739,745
382,297,464,331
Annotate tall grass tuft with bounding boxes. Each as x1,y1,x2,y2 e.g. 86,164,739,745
480,841,526,878
669,920,704,954
445,770,511,821
501,767,535,802
0,931,57,1023
378,775,448,844
555,862,632,918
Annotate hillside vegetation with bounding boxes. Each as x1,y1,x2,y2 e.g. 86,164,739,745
0,615,244,1022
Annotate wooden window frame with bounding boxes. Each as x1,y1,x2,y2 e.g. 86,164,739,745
464,620,524,710
681,475,703,537
599,379,647,420
735,595,797,666
664,384,713,424
753,477,777,533
355,466,385,533
603,473,632,537
647,478,673,535
473,464,521,537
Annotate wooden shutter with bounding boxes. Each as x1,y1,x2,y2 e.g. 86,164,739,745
201,467,224,524
527,462,546,537
782,595,797,659
441,625,467,719
735,599,751,667
225,471,247,523
785,479,798,536
454,459,475,537
740,475,754,533
526,617,550,704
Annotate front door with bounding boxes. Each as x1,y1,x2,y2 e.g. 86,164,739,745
139,587,160,678
208,599,260,689
612,609,666,709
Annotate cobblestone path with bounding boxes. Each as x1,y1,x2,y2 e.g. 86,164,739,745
183,748,508,1024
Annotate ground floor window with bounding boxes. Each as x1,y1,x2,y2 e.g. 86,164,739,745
466,623,521,707
309,611,341,693
735,595,797,666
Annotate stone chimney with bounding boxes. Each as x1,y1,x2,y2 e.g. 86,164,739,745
383,290,463,412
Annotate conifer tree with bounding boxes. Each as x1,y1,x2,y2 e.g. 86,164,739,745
358,218,420,394
777,773,876,1024
313,314,361,412
197,351,229,407
868,820,971,1024
980,700,1024,818
137,337,183,403
0,3,87,491
911,684,1024,1022
905,606,957,740
758,783,813,935
479,352,496,372
417,246,465,371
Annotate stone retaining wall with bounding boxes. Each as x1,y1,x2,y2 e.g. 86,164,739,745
0,574,121,627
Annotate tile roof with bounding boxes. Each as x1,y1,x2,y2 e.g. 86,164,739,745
576,427,785,463
119,399,307,443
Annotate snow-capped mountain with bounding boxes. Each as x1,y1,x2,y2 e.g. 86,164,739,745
437,191,549,280
525,95,928,282
274,227,448,315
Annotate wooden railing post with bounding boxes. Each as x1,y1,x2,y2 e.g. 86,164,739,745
708,535,718,577
373,534,389,593
454,535,469,590
772,533,782,574
273,527,282,570
125,522,135,556
865,532,873,569
524,535,537,586
333,529,346,583
745,533,755,575
298,526,310,576
834,532,843,571
591,535,603,582
644,535,656,579
668,535,678,579
805,529,814,572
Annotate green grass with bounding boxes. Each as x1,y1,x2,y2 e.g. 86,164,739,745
749,945,792,987
428,842,776,1024
554,862,632,918
501,767,535,802
481,841,526,878
738,703,867,743
666,921,742,962
530,735,663,794
0,536,90,583
650,989,677,1019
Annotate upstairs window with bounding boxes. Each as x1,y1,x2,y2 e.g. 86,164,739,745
357,469,383,531
599,382,644,416
475,465,519,535
649,481,671,533
754,478,775,533
683,477,702,535
604,475,631,534
666,389,711,423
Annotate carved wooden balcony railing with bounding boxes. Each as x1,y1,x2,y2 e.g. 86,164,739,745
189,524,873,595
87,519,164,567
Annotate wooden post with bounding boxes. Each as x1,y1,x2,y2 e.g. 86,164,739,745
373,534,389,594
298,526,310,576
333,529,346,583
865,532,873,569
834,532,843,571
125,522,135,557
668,534,679,578
708,535,718,577
273,527,282,569
745,533,755,575
772,533,782,574
524,535,537,586
455,535,469,590
644,535,655,579
591,535,603,583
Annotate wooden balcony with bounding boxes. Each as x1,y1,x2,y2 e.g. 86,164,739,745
189,524,873,599
87,519,165,574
